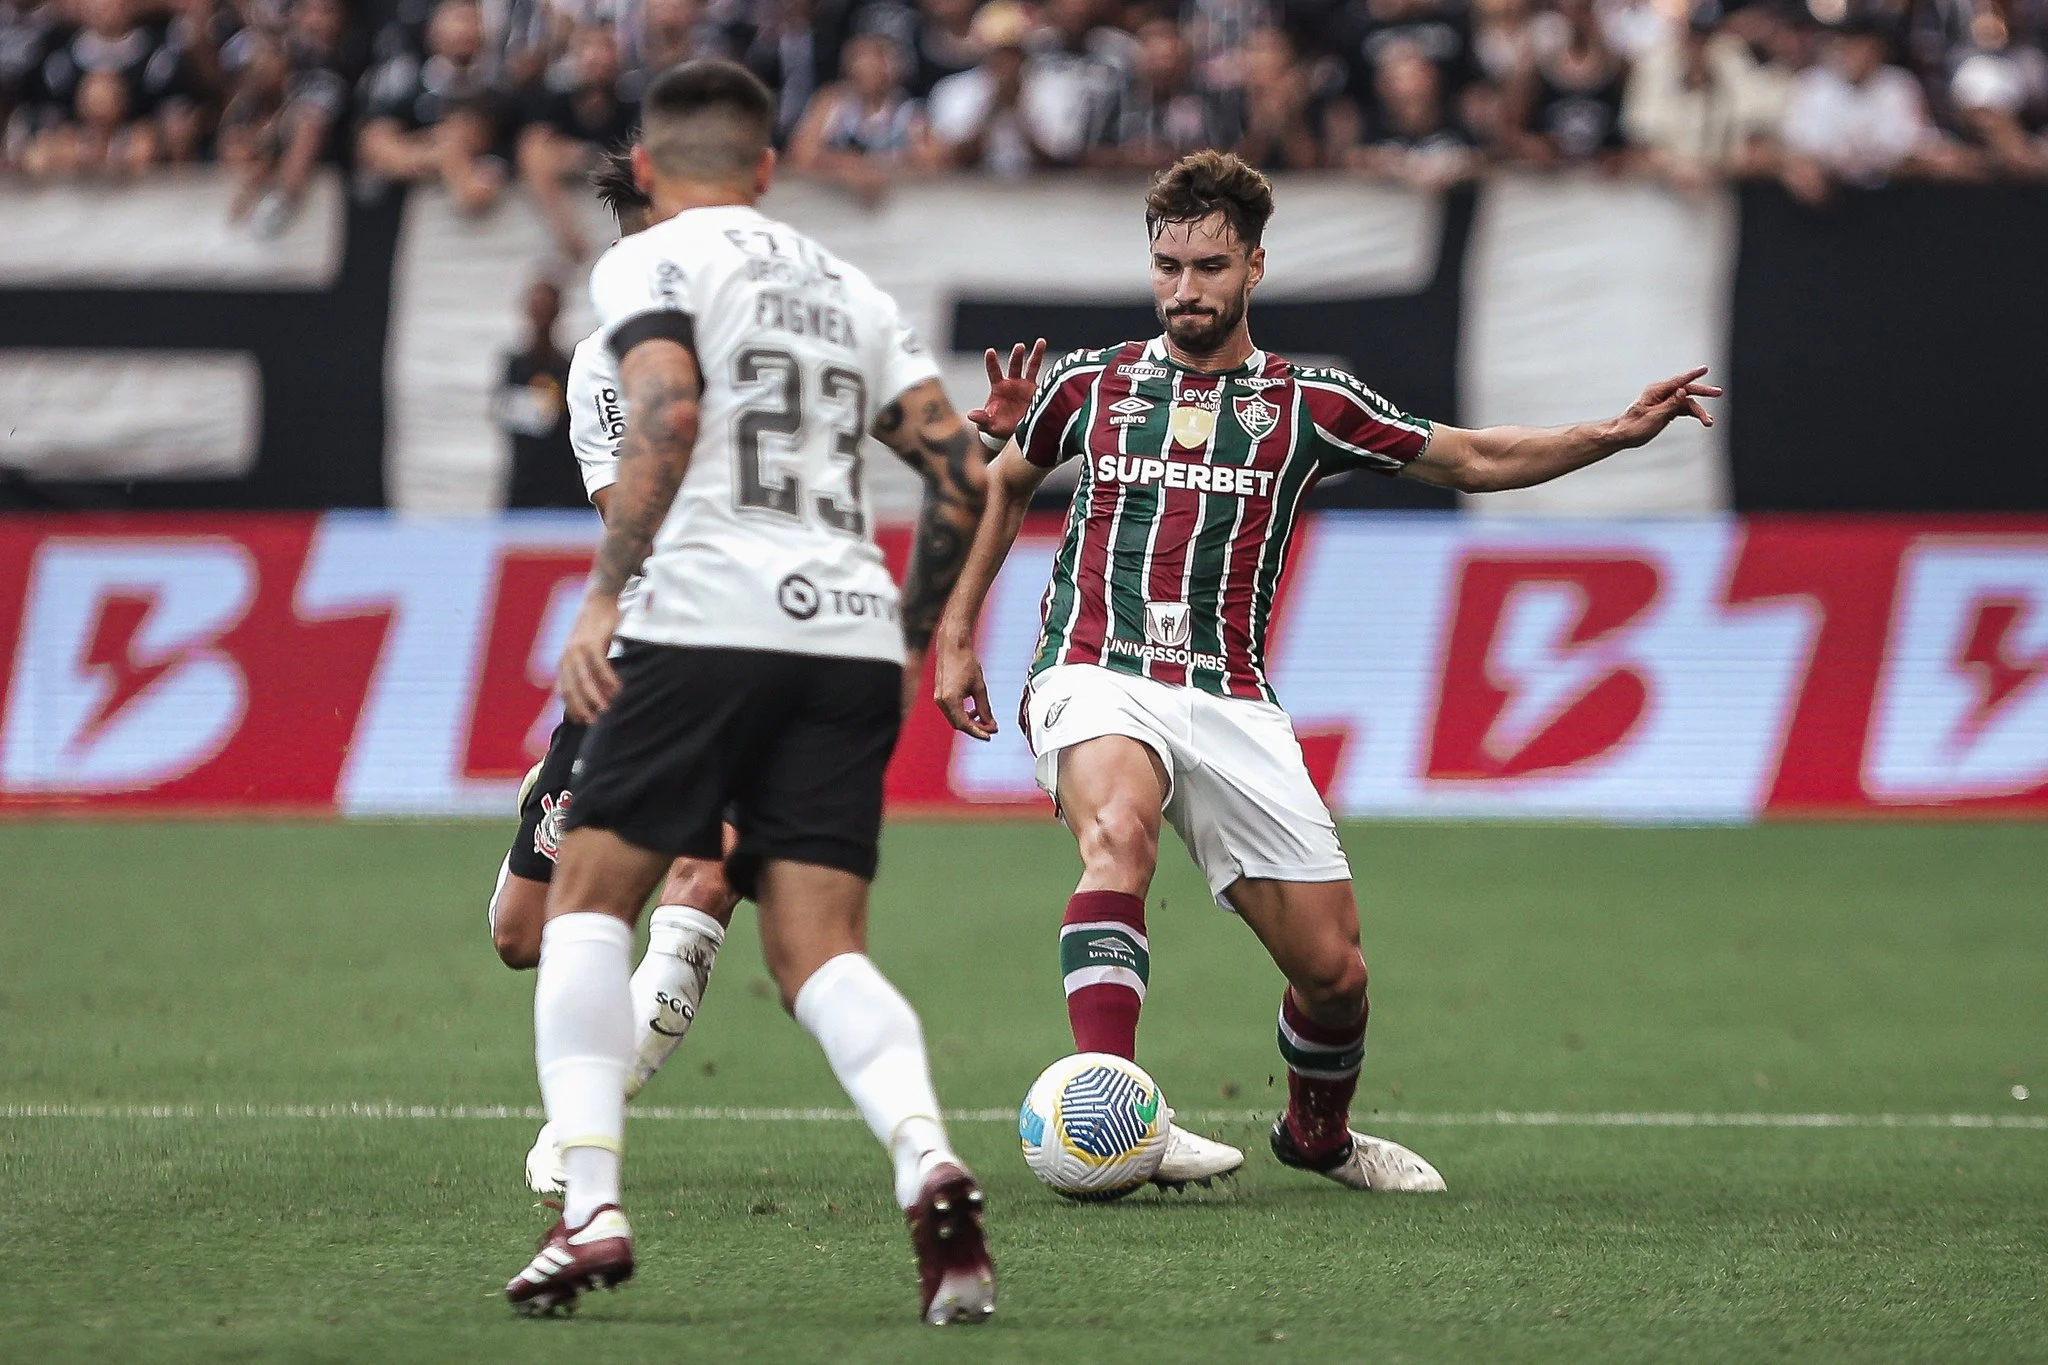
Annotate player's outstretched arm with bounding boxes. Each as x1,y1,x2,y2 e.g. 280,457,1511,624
873,378,990,695
934,341,1051,740
557,339,702,723
933,443,1050,740
1403,367,1721,494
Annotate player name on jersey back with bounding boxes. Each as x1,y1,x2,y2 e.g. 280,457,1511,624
588,205,938,665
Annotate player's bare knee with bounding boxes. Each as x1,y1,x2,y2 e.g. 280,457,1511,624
1292,947,1368,1023
1077,802,1160,884
661,859,738,925
493,919,541,970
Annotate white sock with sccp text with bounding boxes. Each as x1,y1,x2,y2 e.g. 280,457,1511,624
792,953,957,1209
625,906,726,1099
535,912,634,1226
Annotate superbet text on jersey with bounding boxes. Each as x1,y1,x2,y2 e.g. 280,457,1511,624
587,206,938,664
1016,338,1433,702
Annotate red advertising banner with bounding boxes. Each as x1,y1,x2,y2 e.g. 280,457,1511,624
2,512,2044,819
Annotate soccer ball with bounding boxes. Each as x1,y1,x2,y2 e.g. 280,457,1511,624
1018,1052,1170,1201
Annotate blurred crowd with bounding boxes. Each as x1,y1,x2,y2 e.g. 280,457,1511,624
4,0,2046,241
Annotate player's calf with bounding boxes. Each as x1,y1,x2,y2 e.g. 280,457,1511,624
487,860,547,970
1276,983,1367,1163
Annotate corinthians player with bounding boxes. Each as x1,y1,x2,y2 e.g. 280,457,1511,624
489,148,742,1197
505,61,996,1323
936,150,1718,1193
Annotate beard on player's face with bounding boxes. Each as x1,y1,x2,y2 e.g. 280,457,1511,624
1157,288,1247,355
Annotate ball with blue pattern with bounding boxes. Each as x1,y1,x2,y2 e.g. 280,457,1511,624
1019,1052,1171,1200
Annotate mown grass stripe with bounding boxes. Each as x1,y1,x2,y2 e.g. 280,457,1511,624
4,1103,2043,1129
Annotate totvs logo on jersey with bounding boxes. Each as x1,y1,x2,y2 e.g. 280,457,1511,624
1,513,2044,817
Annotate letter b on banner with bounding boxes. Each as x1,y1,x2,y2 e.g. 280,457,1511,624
1428,556,1660,779
2,542,255,792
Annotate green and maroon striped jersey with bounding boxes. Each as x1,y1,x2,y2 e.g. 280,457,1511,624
1017,336,1432,702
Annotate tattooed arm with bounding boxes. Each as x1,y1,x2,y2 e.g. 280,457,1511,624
871,377,990,714
556,338,703,723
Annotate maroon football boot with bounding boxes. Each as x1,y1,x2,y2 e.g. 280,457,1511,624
505,1204,635,1315
905,1163,996,1325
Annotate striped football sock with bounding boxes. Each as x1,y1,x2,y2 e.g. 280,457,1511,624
1278,987,1367,1161
1059,890,1148,1059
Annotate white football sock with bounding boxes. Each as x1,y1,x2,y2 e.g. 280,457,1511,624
625,906,725,1100
534,912,633,1226
792,953,956,1208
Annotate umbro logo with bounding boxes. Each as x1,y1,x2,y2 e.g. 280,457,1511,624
1108,395,1153,428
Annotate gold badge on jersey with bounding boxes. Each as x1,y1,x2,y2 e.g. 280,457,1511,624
1168,405,1216,448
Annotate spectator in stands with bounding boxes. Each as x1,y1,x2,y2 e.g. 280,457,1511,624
1024,0,1127,162
1598,0,1671,61
1184,0,1276,92
788,30,934,200
1089,14,1238,168
21,0,194,176
1507,0,1630,165
619,0,730,101
1947,2,2048,177
356,0,508,213
904,0,984,95
1325,0,1479,129
495,276,582,508
1465,0,1538,149
1780,17,1975,203
218,0,354,233
519,24,636,258
1352,36,1479,185
1623,2,1780,191
1,0,63,146
743,0,840,144
928,0,1066,173
21,60,159,174
483,0,556,91
1235,24,1333,167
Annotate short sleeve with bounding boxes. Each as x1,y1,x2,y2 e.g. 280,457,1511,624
566,340,624,502
1295,367,1433,475
1014,349,1101,468
875,300,941,407
588,237,697,366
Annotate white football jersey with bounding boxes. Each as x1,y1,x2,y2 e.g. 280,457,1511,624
588,203,938,664
565,332,625,501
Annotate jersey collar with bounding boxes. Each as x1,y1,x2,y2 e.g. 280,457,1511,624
1143,334,1266,378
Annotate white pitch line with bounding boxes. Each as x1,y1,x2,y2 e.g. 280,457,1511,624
1,1103,2043,1130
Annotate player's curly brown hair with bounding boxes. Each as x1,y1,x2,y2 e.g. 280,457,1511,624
1144,151,1275,252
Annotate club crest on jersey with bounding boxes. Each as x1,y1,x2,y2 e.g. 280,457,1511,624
1144,601,1193,648
535,791,570,862
1168,405,1216,448
1233,394,1279,441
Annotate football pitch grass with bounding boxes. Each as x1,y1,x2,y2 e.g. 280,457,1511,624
3,819,2044,1363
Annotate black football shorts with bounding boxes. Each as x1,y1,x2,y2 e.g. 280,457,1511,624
507,717,587,882
564,642,902,899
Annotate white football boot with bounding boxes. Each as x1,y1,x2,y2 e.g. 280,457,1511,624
1270,1117,1446,1192
1149,1110,1245,1189
524,1119,567,1196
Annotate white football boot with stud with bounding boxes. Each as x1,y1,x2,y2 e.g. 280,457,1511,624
1149,1109,1245,1189
1269,1117,1446,1192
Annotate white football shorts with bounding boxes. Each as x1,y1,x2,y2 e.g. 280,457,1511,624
1025,663,1351,910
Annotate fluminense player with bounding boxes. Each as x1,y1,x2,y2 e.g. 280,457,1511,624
934,150,1717,1193
505,61,996,1323
487,145,742,1197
